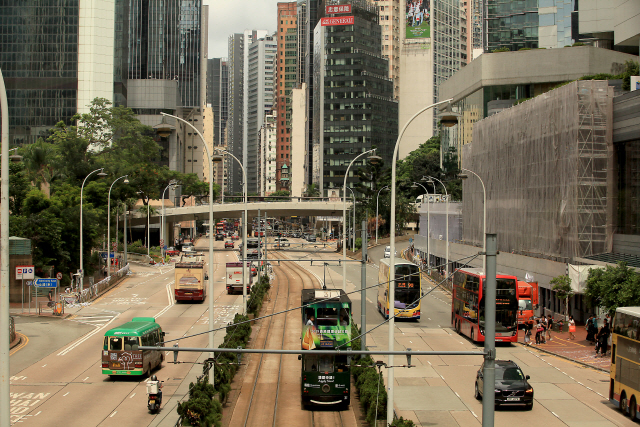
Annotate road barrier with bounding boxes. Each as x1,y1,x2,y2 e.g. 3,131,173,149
62,264,131,306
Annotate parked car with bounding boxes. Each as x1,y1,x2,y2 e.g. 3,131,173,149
165,247,179,256
224,240,234,249
475,360,534,410
306,235,316,242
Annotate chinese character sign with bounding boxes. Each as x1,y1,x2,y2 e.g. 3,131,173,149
326,4,352,14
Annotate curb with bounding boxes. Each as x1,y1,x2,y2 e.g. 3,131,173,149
10,335,21,350
516,342,609,373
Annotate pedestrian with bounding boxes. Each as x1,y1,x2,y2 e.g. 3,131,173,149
586,314,597,343
524,322,532,346
596,320,610,357
546,315,554,341
535,320,543,344
568,315,576,340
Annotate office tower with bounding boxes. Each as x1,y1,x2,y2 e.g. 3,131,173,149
246,34,277,194
276,2,298,191
372,0,401,98
0,0,121,146
313,0,398,196
206,58,229,148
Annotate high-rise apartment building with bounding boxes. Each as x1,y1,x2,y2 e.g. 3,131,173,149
258,112,278,195
372,0,401,98
276,2,298,191
0,0,122,146
313,0,398,196
246,34,277,194
227,34,244,195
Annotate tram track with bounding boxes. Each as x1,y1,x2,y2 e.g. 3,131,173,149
226,249,355,427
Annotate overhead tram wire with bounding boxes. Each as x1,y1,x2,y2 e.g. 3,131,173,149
160,252,482,346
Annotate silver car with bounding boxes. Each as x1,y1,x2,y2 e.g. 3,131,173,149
384,246,391,258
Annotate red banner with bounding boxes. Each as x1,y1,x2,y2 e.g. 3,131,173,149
320,16,354,26
326,4,351,14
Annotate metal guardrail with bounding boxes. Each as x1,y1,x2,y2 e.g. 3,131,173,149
62,264,131,305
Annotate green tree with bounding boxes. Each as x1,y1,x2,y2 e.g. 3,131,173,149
584,262,640,315
304,183,320,197
269,190,290,201
550,275,574,320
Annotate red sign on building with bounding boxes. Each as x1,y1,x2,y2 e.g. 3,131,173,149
326,4,352,14
320,16,354,26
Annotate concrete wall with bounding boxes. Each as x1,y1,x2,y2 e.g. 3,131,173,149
398,46,435,159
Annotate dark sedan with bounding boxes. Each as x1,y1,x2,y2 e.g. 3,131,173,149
475,360,534,410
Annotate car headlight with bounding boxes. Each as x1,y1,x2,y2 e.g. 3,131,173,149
495,389,502,394
525,388,533,394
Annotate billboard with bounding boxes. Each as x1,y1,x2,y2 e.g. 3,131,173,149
405,0,430,39
320,16,354,26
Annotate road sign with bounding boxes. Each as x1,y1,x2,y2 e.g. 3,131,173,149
33,278,58,288
112,242,117,249
16,266,35,280
100,252,115,259
56,272,63,280
160,239,165,246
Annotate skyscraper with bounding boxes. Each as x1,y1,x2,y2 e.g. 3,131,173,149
206,57,229,148
313,0,398,196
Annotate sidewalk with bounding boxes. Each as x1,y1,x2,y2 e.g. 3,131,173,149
518,324,611,372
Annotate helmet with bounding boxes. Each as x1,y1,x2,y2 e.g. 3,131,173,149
151,375,157,381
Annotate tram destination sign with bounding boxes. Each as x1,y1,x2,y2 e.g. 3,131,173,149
320,16,354,26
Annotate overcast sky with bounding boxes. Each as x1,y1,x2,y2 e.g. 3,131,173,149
203,0,278,58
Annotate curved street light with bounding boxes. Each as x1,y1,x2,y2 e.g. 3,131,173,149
375,186,389,245
425,176,449,277
80,168,107,293
107,175,129,277
387,99,454,426
411,181,430,272
161,180,179,259
458,168,486,272
342,149,380,291
345,187,356,253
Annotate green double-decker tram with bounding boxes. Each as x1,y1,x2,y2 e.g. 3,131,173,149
102,317,165,376
300,289,351,408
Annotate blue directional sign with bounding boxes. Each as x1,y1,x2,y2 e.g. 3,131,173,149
33,278,58,288
100,252,115,259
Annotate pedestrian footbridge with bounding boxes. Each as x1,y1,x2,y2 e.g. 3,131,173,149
127,197,349,226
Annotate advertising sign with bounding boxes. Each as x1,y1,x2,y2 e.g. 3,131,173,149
16,266,35,280
405,0,431,39
320,16,354,26
326,4,351,14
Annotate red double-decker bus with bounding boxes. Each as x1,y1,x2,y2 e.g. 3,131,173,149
452,268,518,343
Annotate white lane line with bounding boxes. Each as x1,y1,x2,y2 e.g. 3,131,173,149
439,374,445,380
83,377,89,381
63,392,69,397
58,313,121,356
41,364,47,368
454,391,461,398
34,412,41,417
471,411,478,418
154,280,176,318
551,412,560,419
110,411,117,418
130,393,136,398
428,361,432,365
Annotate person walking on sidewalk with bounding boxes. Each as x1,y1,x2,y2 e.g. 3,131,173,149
524,322,533,346
546,315,554,342
586,315,597,343
568,315,576,340
596,320,610,357
535,320,544,344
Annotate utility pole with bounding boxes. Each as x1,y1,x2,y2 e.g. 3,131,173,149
361,220,367,350
482,233,497,427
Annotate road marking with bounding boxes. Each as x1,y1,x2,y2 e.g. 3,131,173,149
439,374,445,380
34,412,41,417
110,411,117,418
471,411,478,418
154,281,175,318
428,361,432,365
63,392,69,397
130,393,136,398
58,312,121,356
9,333,29,356
551,412,560,419
41,364,46,368
454,391,460,398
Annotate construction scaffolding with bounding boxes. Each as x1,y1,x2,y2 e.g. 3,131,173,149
461,80,614,262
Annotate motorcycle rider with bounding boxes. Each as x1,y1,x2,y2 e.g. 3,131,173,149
147,375,163,408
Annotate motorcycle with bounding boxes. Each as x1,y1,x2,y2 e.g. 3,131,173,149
146,380,163,412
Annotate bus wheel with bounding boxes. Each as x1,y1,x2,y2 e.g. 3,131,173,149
456,321,461,334
621,392,629,415
630,396,637,420
471,328,475,342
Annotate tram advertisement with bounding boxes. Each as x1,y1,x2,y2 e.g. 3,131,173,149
302,302,351,350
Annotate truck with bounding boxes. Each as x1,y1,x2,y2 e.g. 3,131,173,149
175,255,206,302
517,281,539,328
226,262,253,295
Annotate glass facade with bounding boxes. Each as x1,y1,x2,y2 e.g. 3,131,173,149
206,57,228,147
0,0,80,145
313,0,398,196
128,0,203,107
486,0,539,51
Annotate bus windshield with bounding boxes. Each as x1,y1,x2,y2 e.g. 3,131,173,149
108,336,140,351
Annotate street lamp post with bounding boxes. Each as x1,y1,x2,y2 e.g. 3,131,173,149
80,168,107,293
345,187,356,253
375,186,389,245
411,182,430,271
136,192,151,256
459,168,486,273
342,149,379,291
387,99,453,426
162,180,179,259
107,175,129,277
426,176,449,277
161,112,216,385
